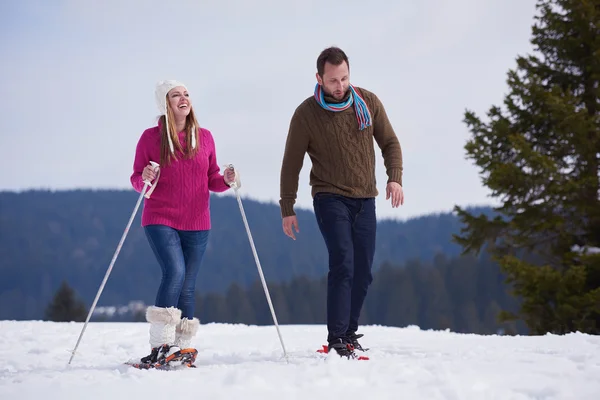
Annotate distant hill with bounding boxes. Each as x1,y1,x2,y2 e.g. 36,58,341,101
0,189,493,320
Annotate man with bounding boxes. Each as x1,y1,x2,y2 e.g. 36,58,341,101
279,46,404,358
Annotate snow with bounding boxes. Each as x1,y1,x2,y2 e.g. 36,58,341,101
1,321,599,400
571,245,600,255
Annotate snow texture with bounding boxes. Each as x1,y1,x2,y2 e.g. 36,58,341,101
0,321,599,399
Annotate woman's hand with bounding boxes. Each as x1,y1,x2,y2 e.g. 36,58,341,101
142,163,158,182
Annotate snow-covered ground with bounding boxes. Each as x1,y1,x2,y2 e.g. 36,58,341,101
1,321,598,399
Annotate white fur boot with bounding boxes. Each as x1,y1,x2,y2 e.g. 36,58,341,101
141,306,181,363
174,317,200,350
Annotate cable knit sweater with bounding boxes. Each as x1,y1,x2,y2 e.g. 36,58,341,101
130,124,230,230
279,86,403,217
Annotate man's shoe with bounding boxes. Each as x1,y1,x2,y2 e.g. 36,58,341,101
327,338,357,359
347,333,368,351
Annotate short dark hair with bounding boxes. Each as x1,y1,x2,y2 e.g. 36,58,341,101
316,46,349,77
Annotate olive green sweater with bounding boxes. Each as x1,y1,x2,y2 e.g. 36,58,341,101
279,87,403,217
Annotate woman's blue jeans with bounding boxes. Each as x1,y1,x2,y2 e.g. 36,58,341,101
144,224,209,319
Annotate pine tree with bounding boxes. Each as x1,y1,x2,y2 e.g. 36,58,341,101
453,0,600,334
45,281,88,322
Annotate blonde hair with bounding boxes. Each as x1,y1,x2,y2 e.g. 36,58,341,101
159,99,201,166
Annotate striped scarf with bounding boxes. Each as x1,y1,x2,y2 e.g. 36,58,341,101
314,83,372,130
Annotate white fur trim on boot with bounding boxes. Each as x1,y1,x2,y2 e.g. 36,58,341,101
146,306,181,349
174,317,200,350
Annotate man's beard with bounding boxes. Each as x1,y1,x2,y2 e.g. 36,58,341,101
322,85,349,101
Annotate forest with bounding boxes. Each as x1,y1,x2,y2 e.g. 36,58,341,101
2,190,512,333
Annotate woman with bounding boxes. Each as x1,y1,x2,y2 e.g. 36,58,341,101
130,80,238,367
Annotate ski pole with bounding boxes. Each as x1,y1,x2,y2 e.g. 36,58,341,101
225,164,289,362
68,161,159,365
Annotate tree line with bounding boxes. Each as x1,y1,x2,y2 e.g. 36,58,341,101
48,251,525,335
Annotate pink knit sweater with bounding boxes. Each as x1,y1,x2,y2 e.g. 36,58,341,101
130,124,230,230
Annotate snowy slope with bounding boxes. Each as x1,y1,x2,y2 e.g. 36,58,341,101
0,321,598,399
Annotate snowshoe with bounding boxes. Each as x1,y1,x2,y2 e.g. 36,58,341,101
347,333,369,352
126,344,198,370
316,339,369,361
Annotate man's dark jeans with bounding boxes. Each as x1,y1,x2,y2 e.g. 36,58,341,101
313,192,376,343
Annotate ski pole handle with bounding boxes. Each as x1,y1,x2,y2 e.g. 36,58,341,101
143,161,160,198
143,161,160,186
223,163,239,189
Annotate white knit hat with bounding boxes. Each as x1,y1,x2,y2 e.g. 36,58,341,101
154,80,196,153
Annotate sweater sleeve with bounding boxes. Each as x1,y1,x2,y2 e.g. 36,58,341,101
205,129,230,193
279,107,310,217
371,94,403,186
130,132,150,193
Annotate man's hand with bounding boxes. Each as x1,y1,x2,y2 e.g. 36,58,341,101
386,182,404,208
282,215,299,240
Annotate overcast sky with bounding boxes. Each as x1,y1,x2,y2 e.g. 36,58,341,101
0,0,538,220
